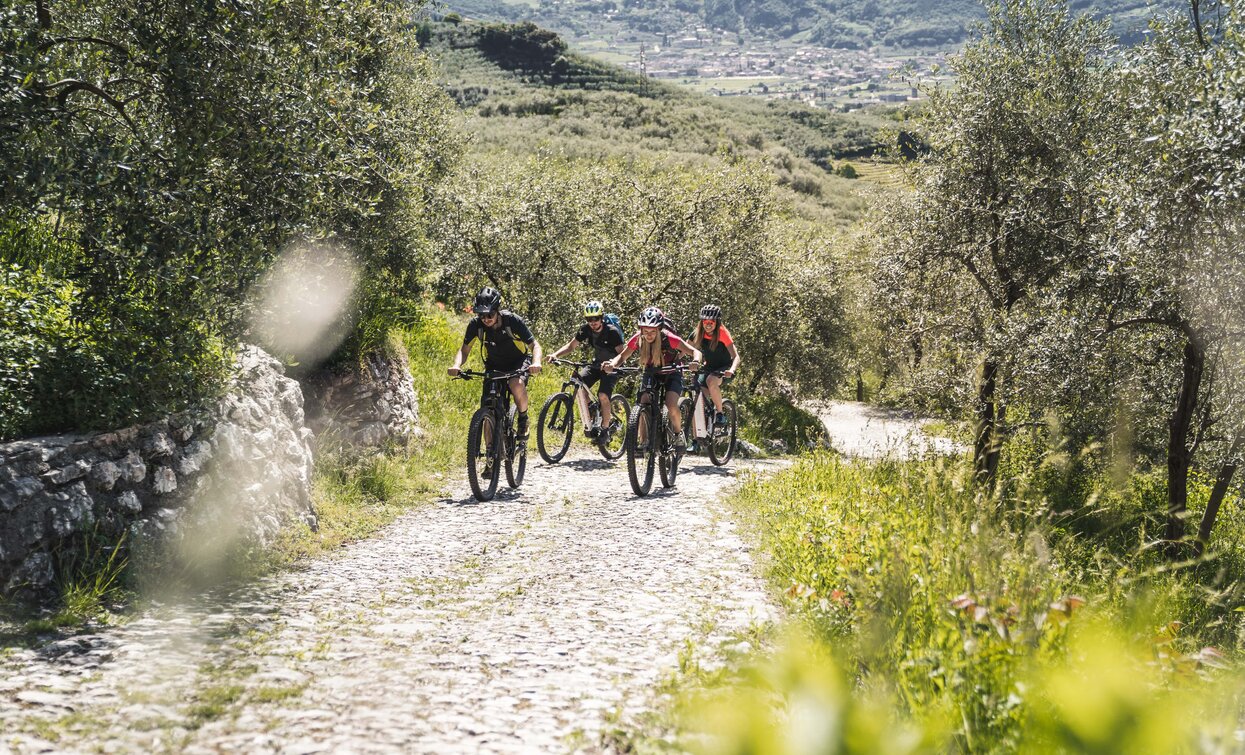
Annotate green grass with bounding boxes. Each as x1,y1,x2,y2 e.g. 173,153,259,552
654,449,1245,752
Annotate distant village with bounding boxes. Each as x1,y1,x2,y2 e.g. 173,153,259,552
572,23,949,111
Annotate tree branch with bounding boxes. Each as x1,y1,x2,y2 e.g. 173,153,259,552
37,36,131,58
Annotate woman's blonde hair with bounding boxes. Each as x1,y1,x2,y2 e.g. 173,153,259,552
639,329,664,367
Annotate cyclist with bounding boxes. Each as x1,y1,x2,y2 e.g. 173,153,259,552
603,306,702,450
447,287,543,440
688,304,740,429
548,300,626,439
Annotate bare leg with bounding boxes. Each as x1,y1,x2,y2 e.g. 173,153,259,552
598,391,613,427
706,374,725,413
666,390,683,434
508,377,529,413
576,385,593,430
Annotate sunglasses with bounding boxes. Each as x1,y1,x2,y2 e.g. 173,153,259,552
585,316,602,323
480,310,500,321
701,319,718,326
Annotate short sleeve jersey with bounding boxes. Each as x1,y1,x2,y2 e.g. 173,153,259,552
698,325,735,370
574,321,626,365
463,311,535,369
625,329,688,367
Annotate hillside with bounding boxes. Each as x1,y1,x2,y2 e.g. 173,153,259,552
443,0,1177,51
424,18,894,229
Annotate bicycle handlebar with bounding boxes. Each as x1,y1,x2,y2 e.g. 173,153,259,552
548,357,593,370
452,367,529,381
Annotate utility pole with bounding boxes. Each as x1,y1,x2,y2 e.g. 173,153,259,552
638,43,649,94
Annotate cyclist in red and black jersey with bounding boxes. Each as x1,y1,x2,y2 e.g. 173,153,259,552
603,306,701,449
689,304,741,428
548,300,626,439
448,287,543,440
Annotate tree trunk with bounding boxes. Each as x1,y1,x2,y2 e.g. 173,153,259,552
1165,335,1205,551
1194,435,1242,555
855,370,864,402
974,358,1000,488
984,401,1006,487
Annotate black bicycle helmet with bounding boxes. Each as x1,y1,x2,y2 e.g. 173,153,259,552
699,304,722,321
472,287,501,314
637,306,663,328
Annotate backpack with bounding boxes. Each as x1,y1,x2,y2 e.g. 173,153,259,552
603,312,622,332
660,315,679,337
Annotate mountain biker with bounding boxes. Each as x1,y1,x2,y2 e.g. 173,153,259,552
688,304,740,428
447,287,543,440
603,306,702,450
548,300,627,439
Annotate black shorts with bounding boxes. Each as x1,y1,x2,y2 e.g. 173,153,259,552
577,365,621,396
639,370,683,400
480,358,530,408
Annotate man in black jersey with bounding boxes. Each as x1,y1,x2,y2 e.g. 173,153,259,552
448,287,543,440
548,300,626,439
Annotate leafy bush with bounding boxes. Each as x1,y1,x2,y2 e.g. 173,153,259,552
0,0,458,438
0,265,77,439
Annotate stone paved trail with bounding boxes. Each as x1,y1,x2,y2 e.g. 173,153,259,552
0,447,782,754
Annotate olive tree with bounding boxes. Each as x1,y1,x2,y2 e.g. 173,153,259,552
868,0,1120,487
0,0,458,434
430,151,850,397
1091,4,1245,548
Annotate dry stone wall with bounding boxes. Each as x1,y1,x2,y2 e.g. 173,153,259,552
0,347,316,596
300,348,420,449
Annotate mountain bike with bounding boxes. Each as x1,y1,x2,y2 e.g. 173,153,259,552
679,369,738,466
623,364,687,496
453,368,529,501
537,359,630,463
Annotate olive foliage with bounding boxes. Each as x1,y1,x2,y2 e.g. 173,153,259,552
866,0,1245,550
431,152,851,397
0,0,458,437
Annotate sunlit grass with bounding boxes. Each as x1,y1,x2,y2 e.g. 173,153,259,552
660,451,1245,751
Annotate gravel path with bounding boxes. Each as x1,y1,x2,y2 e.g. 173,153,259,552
1,447,781,754
815,400,964,460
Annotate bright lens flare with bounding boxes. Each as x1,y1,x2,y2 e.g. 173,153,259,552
248,240,359,366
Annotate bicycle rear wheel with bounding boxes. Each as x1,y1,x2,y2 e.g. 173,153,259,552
677,396,695,451
626,403,655,496
467,408,501,501
598,394,630,461
537,392,574,463
708,399,737,466
505,405,526,488
658,407,680,488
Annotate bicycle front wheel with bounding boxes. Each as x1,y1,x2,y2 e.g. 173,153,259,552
537,392,574,464
709,399,738,466
467,408,501,501
598,394,630,461
626,403,655,496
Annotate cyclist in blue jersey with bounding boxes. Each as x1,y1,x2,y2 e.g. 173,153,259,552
448,287,543,440
548,300,627,439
